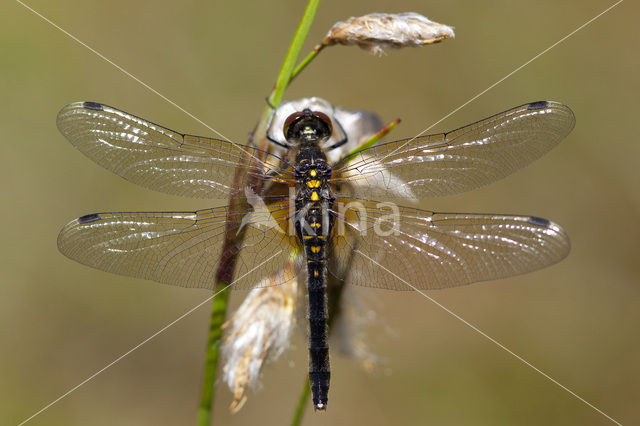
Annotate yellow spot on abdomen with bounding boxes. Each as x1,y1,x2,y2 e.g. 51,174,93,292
313,270,319,277
311,191,319,201
306,180,320,188
310,169,317,177
311,246,321,253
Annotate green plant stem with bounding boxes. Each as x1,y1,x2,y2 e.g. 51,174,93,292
196,1,321,425
269,0,321,107
289,43,325,83
196,290,230,425
291,377,311,426
341,118,401,160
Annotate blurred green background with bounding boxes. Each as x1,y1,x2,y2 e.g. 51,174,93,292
2,1,638,425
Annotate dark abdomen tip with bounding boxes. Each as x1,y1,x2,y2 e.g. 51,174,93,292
82,101,104,111
78,213,101,224
527,101,549,110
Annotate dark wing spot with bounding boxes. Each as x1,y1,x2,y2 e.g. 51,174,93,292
82,101,104,111
78,213,101,224
527,101,549,110
527,216,551,227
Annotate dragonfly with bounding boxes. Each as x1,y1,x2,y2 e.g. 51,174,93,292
56,99,574,410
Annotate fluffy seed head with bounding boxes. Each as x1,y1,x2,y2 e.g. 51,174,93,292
222,263,298,413
324,12,454,56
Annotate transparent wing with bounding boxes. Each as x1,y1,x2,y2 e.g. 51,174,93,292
57,102,294,199
330,101,575,199
329,199,570,290
57,202,299,290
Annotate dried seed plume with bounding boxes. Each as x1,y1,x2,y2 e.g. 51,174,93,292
323,12,454,56
222,263,297,413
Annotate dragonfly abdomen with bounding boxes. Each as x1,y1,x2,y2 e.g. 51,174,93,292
295,166,334,410
306,248,330,411
299,202,332,411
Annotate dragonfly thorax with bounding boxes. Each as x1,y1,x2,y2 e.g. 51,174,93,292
293,146,333,238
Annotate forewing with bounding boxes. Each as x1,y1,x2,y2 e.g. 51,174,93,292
329,200,569,290
57,202,298,290
57,102,291,199
330,101,575,199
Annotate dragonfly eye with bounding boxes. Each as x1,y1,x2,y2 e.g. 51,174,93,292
283,111,304,140
283,110,333,142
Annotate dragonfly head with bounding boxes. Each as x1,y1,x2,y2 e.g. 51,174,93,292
283,109,333,145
